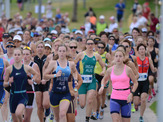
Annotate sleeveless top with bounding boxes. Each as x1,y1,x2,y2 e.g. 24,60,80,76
110,65,130,100
0,58,4,86
3,54,14,65
52,61,71,93
149,48,158,67
137,57,149,81
95,51,107,74
10,65,28,93
80,52,96,75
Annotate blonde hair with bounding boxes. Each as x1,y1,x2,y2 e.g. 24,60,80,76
69,40,78,47
36,41,45,48
114,49,125,56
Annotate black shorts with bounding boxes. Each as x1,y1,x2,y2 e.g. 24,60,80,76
34,81,50,92
95,74,103,91
117,14,123,22
148,68,157,77
26,93,35,108
67,96,75,114
134,79,149,96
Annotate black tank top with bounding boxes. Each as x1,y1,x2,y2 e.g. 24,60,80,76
150,48,158,67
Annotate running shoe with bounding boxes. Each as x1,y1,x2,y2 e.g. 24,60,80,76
9,113,13,122
75,109,77,116
131,104,135,113
45,108,50,117
148,95,152,102
91,112,97,120
139,116,144,122
107,95,110,100
96,111,99,119
152,88,156,96
49,112,54,122
99,109,104,120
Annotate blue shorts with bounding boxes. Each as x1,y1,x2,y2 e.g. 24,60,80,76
50,91,71,107
110,99,131,118
0,84,5,106
9,92,28,113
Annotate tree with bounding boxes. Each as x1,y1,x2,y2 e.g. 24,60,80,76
72,0,78,22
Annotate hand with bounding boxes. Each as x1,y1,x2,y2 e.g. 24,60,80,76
98,86,104,95
41,79,47,85
70,90,75,96
154,58,158,63
56,70,62,77
28,79,33,85
127,93,133,103
74,90,78,98
100,71,105,76
75,80,78,87
154,68,157,73
9,77,14,84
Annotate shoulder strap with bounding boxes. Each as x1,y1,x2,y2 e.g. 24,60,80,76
57,60,60,66
29,62,34,67
67,61,69,66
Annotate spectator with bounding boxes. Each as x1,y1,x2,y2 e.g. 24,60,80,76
84,17,92,36
96,15,108,35
108,16,118,33
17,0,23,11
135,4,142,16
142,2,151,20
56,8,62,19
129,15,138,34
84,7,96,18
46,0,53,19
0,20,5,42
137,12,148,28
132,0,139,15
149,13,159,32
89,11,96,25
115,0,125,30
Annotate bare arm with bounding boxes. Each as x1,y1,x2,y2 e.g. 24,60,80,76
3,67,12,87
33,63,41,84
74,52,83,64
96,53,106,75
149,57,156,73
127,61,139,80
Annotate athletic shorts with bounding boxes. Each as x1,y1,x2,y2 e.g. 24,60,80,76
67,96,75,114
117,14,123,22
110,99,131,118
134,79,149,96
95,73,109,91
50,91,71,107
34,81,50,92
10,92,28,113
78,78,96,94
0,84,5,106
148,68,157,77
26,93,35,108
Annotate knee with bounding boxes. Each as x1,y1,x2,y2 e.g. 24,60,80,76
87,99,93,105
16,112,22,119
141,97,147,103
59,111,66,119
43,103,50,109
55,117,59,122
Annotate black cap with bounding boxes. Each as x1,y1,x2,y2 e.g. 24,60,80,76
43,27,49,32
3,33,10,38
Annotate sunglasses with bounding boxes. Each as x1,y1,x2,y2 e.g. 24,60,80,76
6,45,15,48
87,43,94,45
69,46,77,49
124,45,129,48
98,46,105,49
23,46,31,50
34,35,38,37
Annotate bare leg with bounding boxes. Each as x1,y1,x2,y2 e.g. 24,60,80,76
15,104,25,122
111,113,121,122
59,100,70,122
79,94,86,108
140,93,148,117
1,91,9,121
67,113,75,122
24,108,33,122
52,106,59,122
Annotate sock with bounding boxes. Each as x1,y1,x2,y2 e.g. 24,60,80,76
86,116,90,120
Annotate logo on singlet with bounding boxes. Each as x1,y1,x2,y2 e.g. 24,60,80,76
16,73,21,75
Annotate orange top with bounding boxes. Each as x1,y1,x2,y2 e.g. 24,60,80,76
90,16,96,25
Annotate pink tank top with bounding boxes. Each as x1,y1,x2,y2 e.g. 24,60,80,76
110,65,130,100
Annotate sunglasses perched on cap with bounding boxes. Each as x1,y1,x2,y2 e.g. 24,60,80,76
23,46,31,50
69,46,77,49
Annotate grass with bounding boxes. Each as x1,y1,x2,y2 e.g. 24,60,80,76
8,0,161,32
150,101,157,114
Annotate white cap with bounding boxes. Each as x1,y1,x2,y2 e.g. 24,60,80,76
142,27,147,32
110,16,115,20
13,35,22,41
51,30,58,35
75,30,83,35
45,43,51,49
36,26,43,32
17,31,23,35
99,15,105,19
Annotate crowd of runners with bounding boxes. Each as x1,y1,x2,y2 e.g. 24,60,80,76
0,0,160,122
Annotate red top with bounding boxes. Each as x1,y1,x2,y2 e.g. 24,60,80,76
143,7,150,19
150,17,159,32
137,56,149,73
0,27,4,42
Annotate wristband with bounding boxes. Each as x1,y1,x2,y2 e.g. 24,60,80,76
32,79,35,83
54,74,56,78
101,84,104,87
74,88,78,92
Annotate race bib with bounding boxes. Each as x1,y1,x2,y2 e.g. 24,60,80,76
81,75,92,83
138,73,148,81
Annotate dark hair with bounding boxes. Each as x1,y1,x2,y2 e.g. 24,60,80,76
147,31,154,37
99,31,108,38
147,36,155,42
137,43,146,51
122,39,132,47
89,33,96,38
132,27,140,33
86,38,94,43
97,41,106,48
117,45,126,52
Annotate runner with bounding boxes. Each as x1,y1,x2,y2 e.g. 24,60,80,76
44,44,77,122
3,48,40,122
22,46,41,122
99,48,138,122
94,41,111,120
75,38,105,122
133,43,157,122
34,41,50,122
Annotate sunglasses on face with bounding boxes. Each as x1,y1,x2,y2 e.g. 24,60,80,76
34,35,38,37
87,43,94,45
98,46,105,49
124,45,129,48
69,46,77,49
6,45,15,48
